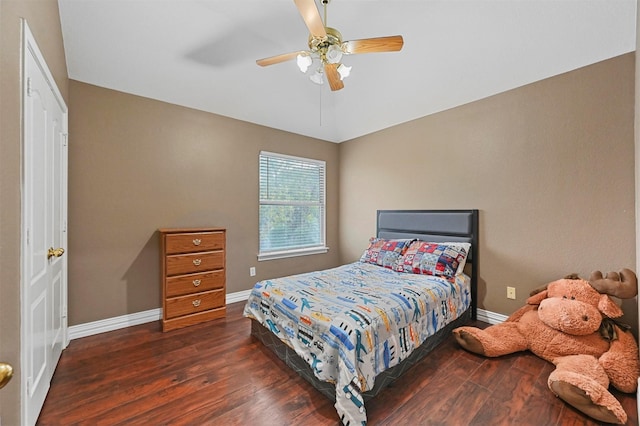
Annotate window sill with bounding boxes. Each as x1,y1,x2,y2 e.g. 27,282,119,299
258,246,329,262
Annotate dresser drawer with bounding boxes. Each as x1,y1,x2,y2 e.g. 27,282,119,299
165,289,225,319
165,251,224,276
166,270,225,297
165,231,225,255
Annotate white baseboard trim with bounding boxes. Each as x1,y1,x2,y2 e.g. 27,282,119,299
68,290,254,340
476,308,508,325
68,308,162,340
69,291,507,340
226,289,252,304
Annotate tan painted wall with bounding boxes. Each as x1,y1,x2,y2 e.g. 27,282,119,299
0,1,68,424
339,53,638,334
67,81,340,325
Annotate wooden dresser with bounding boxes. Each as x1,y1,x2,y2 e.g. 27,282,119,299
159,227,226,332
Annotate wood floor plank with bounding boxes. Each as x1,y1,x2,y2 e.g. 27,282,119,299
429,380,492,424
37,302,638,426
469,395,511,425
519,394,564,426
468,355,516,391
374,366,466,425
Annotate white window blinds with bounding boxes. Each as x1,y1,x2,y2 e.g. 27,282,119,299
259,151,326,259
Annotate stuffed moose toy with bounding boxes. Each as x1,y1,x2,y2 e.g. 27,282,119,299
453,269,639,424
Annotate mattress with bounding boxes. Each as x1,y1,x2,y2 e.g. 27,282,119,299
243,261,471,425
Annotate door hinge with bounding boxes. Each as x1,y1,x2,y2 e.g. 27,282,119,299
26,228,30,246
62,133,68,147
26,77,32,96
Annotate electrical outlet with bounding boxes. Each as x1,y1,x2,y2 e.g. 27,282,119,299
507,286,516,300
250,267,256,277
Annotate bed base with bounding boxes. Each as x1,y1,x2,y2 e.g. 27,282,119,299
250,307,472,402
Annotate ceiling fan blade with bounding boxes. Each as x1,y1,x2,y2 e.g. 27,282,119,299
294,0,327,39
343,35,404,55
324,63,344,91
256,50,308,67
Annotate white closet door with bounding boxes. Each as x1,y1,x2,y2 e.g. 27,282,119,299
21,21,68,426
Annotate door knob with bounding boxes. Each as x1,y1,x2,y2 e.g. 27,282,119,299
47,247,65,259
0,363,13,389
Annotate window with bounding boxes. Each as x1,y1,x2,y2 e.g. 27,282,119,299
259,151,327,261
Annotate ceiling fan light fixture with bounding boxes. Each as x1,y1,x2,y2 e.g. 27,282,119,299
325,44,343,64
309,68,324,85
337,63,351,80
296,53,312,73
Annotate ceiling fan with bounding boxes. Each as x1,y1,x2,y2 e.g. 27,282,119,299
256,0,404,91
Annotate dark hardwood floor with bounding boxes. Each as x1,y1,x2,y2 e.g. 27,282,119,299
38,302,638,425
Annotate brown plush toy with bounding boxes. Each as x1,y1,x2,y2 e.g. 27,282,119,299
453,269,640,424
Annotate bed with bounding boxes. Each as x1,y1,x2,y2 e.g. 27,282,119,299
243,209,479,425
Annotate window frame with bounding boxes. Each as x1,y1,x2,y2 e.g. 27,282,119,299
258,151,328,261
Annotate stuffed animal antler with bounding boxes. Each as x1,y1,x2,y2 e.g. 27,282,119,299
528,268,638,302
589,268,638,299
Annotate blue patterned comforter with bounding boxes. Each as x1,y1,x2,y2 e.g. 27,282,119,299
243,262,471,425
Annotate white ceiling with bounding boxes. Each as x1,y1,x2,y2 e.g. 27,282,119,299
58,0,636,143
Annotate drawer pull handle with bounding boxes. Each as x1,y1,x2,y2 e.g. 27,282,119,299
193,259,202,266
192,299,201,307
193,238,201,246
192,279,201,287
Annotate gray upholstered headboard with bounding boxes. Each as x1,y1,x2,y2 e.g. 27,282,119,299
376,209,479,319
